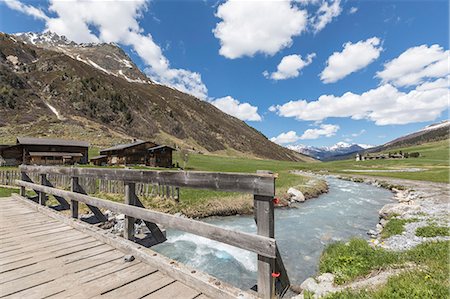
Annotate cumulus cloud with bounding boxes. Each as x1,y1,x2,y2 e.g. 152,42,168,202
349,7,358,14
270,123,339,144
264,53,316,80
376,44,449,87
310,0,342,33
211,96,262,121
4,0,49,21
213,0,308,59
320,37,382,83
299,123,339,139
7,0,207,99
270,131,301,144
271,83,448,125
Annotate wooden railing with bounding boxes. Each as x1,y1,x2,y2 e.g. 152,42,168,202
15,165,289,298
0,168,179,199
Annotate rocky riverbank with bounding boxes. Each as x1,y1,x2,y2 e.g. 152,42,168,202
292,174,450,298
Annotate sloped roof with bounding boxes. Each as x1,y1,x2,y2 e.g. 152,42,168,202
17,137,89,147
148,145,175,151
100,140,151,153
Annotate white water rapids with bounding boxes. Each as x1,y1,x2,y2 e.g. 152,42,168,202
153,177,393,289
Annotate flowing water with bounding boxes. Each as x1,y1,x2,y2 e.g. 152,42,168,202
153,177,393,289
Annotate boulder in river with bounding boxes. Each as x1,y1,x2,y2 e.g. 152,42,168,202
288,188,306,202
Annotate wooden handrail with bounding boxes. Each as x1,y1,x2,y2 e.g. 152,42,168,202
16,180,277,259
19,165,275,197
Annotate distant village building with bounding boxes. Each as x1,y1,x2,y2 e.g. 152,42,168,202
92,140,175,168
0,137,89,166
356,151,418,161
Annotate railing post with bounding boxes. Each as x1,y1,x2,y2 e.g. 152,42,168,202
71,177,79,219
255,170,275,299
124,182,136,241
20,171,26,196
39,174,47,205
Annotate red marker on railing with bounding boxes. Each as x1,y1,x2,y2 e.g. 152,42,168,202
271,272,281,278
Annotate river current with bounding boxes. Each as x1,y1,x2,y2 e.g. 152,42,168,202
153,177,393,289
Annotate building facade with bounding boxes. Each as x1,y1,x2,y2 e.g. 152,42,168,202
0,137,89,166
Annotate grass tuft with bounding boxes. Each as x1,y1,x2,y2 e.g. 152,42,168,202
381,218,418,239
416,225,450,238
319,238,400,284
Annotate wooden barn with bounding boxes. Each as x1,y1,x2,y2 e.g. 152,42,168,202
96,140,175,167
0,137,89,166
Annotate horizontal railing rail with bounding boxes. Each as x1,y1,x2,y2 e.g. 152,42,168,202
19,165,276,197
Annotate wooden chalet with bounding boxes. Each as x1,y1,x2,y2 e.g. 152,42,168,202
95,140,175,168
0,137,89,166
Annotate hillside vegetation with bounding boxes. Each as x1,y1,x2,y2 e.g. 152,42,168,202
0,32,311,162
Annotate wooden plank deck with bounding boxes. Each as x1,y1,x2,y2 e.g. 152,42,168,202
0,197,208,299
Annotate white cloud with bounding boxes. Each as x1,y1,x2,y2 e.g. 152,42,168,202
299,123,339,139
4,0,49,21
211,96,262,121
270,123,339,144
376,44,449,87
7,0,207,99
349,7,358,14
264,53,316,80
271,83,449,125
320,37,382,83
416,76,450,91
351,129,366,137
310,0,342,33
270,131,301,144
213,0,308,59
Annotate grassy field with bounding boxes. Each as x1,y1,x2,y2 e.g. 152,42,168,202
297,140,449,183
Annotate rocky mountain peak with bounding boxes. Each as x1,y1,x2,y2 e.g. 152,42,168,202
14,31,150,84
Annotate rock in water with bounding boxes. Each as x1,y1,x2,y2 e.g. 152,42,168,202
288,188,305,202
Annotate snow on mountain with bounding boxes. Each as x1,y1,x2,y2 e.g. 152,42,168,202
287,142,374,160
419,120,449,132
14,32,151,84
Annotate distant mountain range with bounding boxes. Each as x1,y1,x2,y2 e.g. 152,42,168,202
292,120,449,161
0,32,313,162
287,142,374,161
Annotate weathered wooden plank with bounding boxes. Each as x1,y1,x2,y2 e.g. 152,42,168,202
142,281,201,299
19,165,276,196
60,263,158,298
12,194,258,299
95,271,174,299
133,193,167,244
70,177,79,219
254,194,275,299
124,182,136,241
16,181,276,259
3,255,138,299
43,176,70,209
71,176,107,222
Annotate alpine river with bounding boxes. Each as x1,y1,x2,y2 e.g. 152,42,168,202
153,176,393,289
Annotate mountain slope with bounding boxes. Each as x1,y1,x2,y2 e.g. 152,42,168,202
0,32,314,162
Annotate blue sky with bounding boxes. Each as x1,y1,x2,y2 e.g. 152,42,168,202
1,0,448,147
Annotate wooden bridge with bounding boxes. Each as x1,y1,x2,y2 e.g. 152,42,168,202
1,165,290,298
